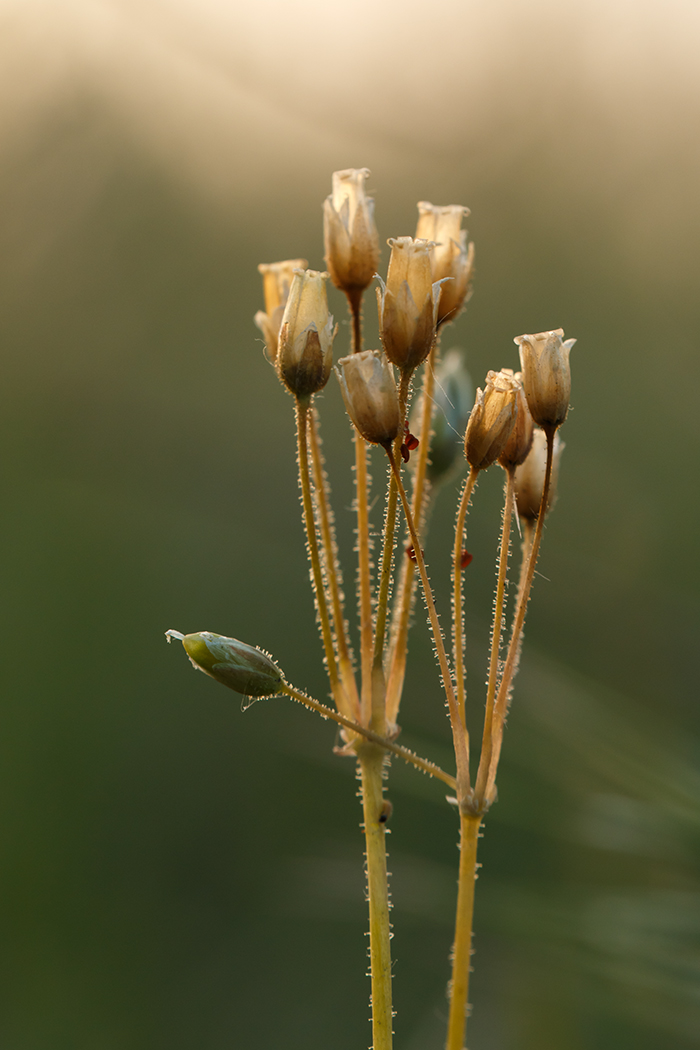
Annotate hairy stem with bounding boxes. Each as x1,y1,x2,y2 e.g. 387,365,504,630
479,430,555,804
445,812,482,1050
386,347,438,724
373,458,399,673
308,408,361,721
452,468,480,729
373,372,411,670
358,745,394,1050
385,447,471,799
295,400,348,716
475,467,515,798
280,683,457,789
347,293,374,726
504,518,535,696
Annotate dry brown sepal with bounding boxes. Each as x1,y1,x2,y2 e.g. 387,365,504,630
515,328,575,431
254,259,308,362
323,168,380,295
335,350,400,447
498,372,534,469
377,237,441,374
277,270,336,401
415,202,475,326
464,369,520,471
514,428,564,521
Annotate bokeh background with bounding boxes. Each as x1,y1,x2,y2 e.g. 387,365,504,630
1,0,699,1047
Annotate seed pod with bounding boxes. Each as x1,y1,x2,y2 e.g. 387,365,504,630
254,258,308,362
498,373,534,469
410,348,474,485
464,369,520,471
513,429,564,521
323,168,380,294
514,328,575,431
276,269,336,400
415,202,475,325
377,236,441,374
335,349,400,447
166,630,285,697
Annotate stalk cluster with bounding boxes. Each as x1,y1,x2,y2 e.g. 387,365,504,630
167,168,574,1050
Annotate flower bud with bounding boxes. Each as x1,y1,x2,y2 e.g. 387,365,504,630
254,258,308,361
276,269,336,400
514,429,564,521
166,630,285,697
335,350,400,447
464,369,520,471
514,328,575,431
415,202,475,325
498,373,534,469
323,168,380,295
409,348,474,485
377,237,441,374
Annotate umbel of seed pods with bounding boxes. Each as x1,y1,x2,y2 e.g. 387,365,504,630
169,168,574,1050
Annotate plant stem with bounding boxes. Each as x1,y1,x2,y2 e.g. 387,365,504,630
372,370,411,709
386,352,437,724
280,683,457,789
385,447,471,798
308,407,361,721
373,458,399,671
355,433,374,724
347,293,374,726
504,517,535,694
445,812,482,1050
452,468,480,728
358,744,394,1050
295,399,348,717
474,467,515,800
479,430,555,804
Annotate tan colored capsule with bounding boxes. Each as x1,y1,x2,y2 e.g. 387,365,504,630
335,350,400,447
254,258,308,362
276,269,336,400
323,168,380,295
464,369,520,471
515,328,575,431
498,373,534,469
415,202,475,325
377,236,441,374
514,429,564,520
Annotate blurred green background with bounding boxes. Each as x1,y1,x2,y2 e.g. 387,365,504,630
0,1,698,1047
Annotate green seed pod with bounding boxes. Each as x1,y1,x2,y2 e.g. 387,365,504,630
410,348,473,485
166,630,285,697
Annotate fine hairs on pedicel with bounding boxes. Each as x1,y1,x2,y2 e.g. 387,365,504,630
167,170,574,1050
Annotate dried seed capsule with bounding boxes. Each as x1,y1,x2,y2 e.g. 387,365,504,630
514,328,575,431
410,348,474,484
166,630,285,697
377,237,442,374
514,429,564,521
276,269,336,400
335,349,400,447
415,202,475,325
254,258,308,362
498,373,534,469
464,369,520,471
323,168,380,295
